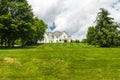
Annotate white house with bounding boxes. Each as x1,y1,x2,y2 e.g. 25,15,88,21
40,31,71,43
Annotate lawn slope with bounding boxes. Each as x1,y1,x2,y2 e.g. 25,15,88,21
0,43,120,80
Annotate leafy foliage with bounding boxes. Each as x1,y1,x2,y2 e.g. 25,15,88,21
87,8,120,47
0,0,47,47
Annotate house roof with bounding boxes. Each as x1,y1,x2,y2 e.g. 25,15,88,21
45,31,70,37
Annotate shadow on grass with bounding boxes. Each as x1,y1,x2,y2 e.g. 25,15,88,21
0,43,44,50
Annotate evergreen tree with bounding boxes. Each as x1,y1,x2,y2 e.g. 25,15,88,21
87,8,120,47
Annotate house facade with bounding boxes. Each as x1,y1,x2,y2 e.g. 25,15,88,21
40,31,71,43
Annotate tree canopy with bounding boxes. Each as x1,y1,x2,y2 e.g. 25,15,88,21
0,0,47,47
86,8,120,47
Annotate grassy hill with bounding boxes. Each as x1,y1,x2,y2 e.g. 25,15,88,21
0,43,120,80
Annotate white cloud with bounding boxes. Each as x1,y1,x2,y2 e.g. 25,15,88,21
27,0,120,40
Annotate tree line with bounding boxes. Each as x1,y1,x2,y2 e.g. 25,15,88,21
0,0,47,48
86,8,120,47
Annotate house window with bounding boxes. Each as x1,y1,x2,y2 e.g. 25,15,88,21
59,39,61,42
52,35,54,38
56,40,58,43
56,36,59,38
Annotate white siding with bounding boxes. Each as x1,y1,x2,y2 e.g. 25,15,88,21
39,31,71,43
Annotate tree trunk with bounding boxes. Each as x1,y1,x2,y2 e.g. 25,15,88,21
8,39,12,48
22,40,26,47
8,39,14,48
1,37,3,47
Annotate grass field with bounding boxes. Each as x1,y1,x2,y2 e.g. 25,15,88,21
0,43,120,80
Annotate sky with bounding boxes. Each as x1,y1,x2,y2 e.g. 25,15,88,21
27,0,120,40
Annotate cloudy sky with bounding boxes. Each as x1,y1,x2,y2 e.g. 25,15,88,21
27,0,120,40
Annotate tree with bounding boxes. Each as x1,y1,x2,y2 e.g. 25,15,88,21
0,0,47,47
87,8,120,47
33,18,47,44
25,17,47,45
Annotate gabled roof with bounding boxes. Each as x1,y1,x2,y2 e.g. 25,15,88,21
45,31,70,37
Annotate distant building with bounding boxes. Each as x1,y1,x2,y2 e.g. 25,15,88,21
39,31,71,43
39,22,71,43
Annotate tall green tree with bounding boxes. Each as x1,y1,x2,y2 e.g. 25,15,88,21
32,17,47,44
0,0,47,47
87,8,120,47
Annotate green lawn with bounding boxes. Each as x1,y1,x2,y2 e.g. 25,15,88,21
0,43,120,80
